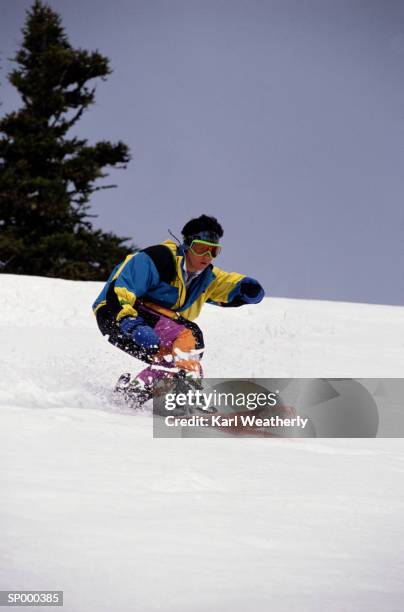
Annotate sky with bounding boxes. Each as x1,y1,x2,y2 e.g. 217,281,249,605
1,0,404,305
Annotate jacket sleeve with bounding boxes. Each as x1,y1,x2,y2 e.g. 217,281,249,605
111,252,160,321
207,267,265,308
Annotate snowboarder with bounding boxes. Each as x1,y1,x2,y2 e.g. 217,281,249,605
92,215,264,406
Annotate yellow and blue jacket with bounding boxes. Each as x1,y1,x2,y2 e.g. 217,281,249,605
92,240,264,322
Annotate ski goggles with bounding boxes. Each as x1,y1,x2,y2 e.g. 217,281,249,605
189,239,222,258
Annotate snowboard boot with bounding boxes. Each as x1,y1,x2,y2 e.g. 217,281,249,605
114,373,153,409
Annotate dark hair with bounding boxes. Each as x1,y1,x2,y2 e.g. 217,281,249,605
181,215,224,239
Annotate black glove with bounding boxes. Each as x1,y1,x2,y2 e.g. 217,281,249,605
240,280,261,298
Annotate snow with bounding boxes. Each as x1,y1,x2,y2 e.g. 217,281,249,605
0,274,404,611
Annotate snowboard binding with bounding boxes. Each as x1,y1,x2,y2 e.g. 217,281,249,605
113,369,206,413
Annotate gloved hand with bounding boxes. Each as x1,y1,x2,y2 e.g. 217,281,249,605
119,316,160,351
240,279,265,303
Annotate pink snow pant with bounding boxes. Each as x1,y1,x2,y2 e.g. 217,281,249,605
135,303,204,387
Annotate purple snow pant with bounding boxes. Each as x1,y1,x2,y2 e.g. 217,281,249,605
136,305,204,387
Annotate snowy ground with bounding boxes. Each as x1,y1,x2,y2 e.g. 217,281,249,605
0,274,404,611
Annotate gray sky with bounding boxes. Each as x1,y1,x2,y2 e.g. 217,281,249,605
1,0,404,305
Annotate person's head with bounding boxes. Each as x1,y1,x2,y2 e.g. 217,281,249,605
182,215,224,272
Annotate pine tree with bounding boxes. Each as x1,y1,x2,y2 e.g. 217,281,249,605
0,0,134,280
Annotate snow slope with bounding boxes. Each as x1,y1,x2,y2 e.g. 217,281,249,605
0,274,404,612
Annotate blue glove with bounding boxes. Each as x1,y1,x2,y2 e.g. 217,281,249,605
119,316,160,351
240,279,265,304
